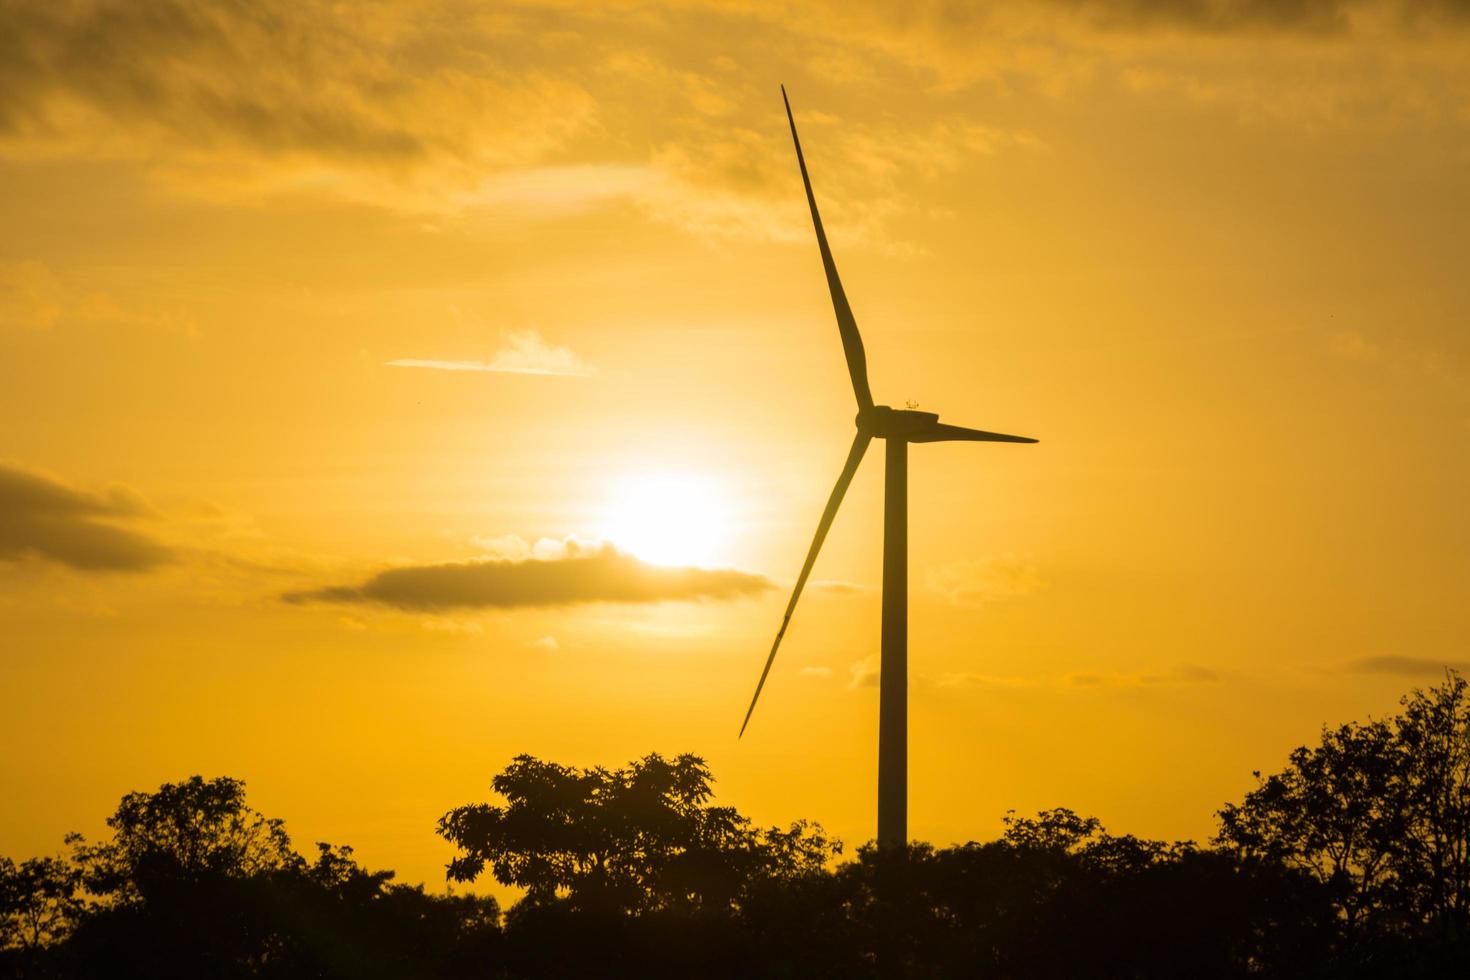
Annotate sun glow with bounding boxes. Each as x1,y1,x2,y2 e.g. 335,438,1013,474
599,473,732,568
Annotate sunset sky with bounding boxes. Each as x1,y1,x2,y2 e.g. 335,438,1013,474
3,0,1469,898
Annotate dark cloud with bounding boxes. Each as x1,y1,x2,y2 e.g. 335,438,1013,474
283,544,772,611
811,579,876,595
0,1,608,217
0,464,173,572
1035,0,1470,35
1347,655,1469,676
1051,0,1354,34
0,0,426,158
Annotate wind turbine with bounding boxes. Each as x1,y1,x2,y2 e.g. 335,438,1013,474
739,87,1037,851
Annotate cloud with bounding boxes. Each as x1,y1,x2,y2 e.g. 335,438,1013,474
0,464,173,572
844,659,1216,694
1323,331,1464,392
1328,330,1383,363
470,534,601,561
0,260,64,330
0,260,197,336
638,113,1042,248
928,664,1219,689
799,665,834,678
283,541,771,611
0,0,595,210
811,579,877,595
0,0,1049,243
849,655,880,689
529,635,560,652
420,616,485,636
1347,655,1470,676
388,331,594,378
464,163,661,217
1045,0,1355,35
932,672,1043,690
5,0,1463,244
927,555,1044,606
768,2,1470,131
1064,664,1220,687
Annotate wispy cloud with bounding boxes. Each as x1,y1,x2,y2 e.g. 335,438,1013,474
470,534,599,561
811,579,877,595
388,331,594,378
283,540,770,611
0,464,173,573
1325,329,1461,388
420,616,484,636
849,654,880,689
1060,665,1220,688
5,0,1468,237
927,555,1044,606
0,1,597,211
0,260,198,337
1328,330,1382,363
1346,655,1469,676
850,662,1221,691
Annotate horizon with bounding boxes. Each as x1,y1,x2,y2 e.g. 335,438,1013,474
4,0,1470,906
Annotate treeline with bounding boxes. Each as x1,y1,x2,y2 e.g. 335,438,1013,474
3,674,1468,979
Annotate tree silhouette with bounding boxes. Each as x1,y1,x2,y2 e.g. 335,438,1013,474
1395,672,1470,941
0,855,82,959
1216,716,1405,937
1217,671,1470,972
53,775,499,980
438,752,838,914
70,775,296,903
2,677,1467,978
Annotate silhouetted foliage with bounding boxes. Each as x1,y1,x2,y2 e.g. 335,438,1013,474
3,674,1468,978
0,854,82,976
3,776,500,980
438,752,838,915
70,775,296,903
1217,671,1470,975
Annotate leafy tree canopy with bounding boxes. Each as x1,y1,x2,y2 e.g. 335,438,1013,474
438,752,839,913
1217,672,1470,943
69,775,298,903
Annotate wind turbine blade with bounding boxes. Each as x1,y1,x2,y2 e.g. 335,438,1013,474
782,86,874,411
909,422,1038,444
740,430,872,737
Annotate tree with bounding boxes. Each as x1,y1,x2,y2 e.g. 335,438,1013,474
1393,672,1470,941
56,774,502,979
1216,716,1406,936
71,775,298,904
0,855,82,953
438,752,838,914
1216,670,1470,968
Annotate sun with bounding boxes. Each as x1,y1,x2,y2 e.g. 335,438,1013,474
599,473,731,568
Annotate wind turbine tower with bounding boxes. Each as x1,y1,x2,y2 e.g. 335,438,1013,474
740,88,1037,851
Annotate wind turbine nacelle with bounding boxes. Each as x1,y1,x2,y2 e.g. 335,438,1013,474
857,405,940,439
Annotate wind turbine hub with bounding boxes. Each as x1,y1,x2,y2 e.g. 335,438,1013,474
857,405,940,439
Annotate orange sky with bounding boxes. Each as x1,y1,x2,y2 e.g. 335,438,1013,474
3,0,1469,898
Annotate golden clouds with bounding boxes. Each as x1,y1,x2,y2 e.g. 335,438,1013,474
283,541,771,610
0,0,594,209
0,0,1052,242
388,330,596,377
927,555,1044,606
0,463,172,572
